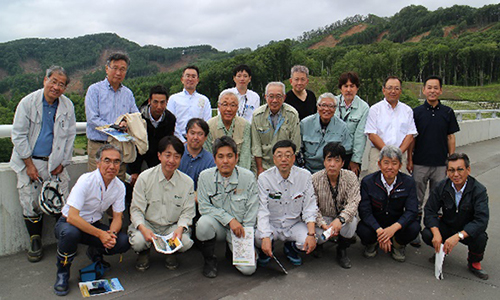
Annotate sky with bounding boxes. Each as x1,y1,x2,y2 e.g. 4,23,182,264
0,0,497,52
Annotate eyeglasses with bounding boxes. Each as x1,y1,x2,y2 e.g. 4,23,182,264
318,103,337,109
48,79,66,89
101,158,121,166
274,153,294,160
447,167,466,174
384,86,401,92
109,66,127,73
219,102,238,108
267,94,284,100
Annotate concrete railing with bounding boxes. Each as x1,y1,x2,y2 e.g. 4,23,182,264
1,115,500,256
455,109,500,122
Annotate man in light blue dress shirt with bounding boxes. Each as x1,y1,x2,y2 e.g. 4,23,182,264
85,52,139,180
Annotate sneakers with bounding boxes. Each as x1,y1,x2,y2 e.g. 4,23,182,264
468,262,489,280
391,239,406,262
165,254,179,270
363,242,378,258
257,249,271,267
283,242,302,266
135,249,150,272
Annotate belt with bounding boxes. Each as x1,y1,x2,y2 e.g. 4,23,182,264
89,140,109,144
32,156,49,161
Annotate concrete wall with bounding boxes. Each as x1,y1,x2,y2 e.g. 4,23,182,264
1,118,500,257
0,156,87,256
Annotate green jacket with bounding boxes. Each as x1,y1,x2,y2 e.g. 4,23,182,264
204,115,251,170
251,103,301,171
335,95,369,164
198,166,259,227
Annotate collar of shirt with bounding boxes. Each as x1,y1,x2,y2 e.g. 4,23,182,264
216,166,239,186
106,78,123,91
275,165,297,185
383,98,400,110
42,94,59,107
185,144,205,160
452,180,467,207
381,173,397,195
424,100,441,110
182,88,198,96
216,115,235,134
157,167,179,186
149,106,164,128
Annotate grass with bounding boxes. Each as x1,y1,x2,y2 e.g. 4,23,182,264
404,82,500,103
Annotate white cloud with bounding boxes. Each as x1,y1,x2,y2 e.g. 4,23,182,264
0,0,497,51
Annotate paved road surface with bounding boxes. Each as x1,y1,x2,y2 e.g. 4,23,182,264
1,139,499,300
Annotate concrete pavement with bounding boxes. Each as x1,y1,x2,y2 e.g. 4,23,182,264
1,138,499,300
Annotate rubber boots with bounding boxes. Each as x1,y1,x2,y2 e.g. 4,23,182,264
24,215,43,262
54,252,75,296
200,238,217,278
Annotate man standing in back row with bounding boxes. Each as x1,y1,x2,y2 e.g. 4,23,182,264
251,82,301,175
11,66,76,263
285,65,317,121
407,75,460,247
364,76,417,173
85,52,139,180
228,64,260,123
167,66,212,142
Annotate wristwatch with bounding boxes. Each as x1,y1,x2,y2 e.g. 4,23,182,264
338,216,346,225
458,232,465,240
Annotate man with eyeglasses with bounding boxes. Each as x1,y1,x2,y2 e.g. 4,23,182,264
256,140,318,267
422,153,489,280
85,52,139,181
167,65,212,142
407,75,460,247
205,90,251,169
228,64,260,123
300,92,352,173
53,145,130,296
196,136,259,278
129,136,195,272
364,76,417,173
251,82,301,175
356,145,419,263
11,65,76,263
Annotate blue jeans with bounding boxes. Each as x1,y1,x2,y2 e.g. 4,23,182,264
55,217,130,256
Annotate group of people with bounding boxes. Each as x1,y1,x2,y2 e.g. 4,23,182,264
9,52,490,297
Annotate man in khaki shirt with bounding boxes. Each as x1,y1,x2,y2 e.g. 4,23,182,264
251,82,301,175
129,136,196,271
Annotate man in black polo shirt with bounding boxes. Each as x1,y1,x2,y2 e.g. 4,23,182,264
407,75,460,247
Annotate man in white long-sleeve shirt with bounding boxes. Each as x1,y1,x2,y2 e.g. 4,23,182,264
256,140,318,267
167,65,212,142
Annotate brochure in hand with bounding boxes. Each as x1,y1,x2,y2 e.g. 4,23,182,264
96,124,134,142
79,278,124,297
152,233,183,254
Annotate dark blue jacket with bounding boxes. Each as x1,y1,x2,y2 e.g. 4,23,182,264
424,176,488,239
359,171,418,231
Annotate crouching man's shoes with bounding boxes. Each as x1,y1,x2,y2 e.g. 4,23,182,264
468,262,489,280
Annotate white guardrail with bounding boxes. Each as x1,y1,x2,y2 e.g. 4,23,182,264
0,110,498,139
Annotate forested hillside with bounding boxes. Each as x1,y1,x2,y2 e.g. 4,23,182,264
0,3,499,126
